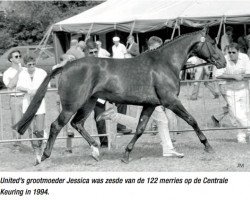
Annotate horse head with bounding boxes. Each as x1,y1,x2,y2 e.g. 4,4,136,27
193,28,226,69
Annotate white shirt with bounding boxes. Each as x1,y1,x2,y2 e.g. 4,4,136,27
17,68,47,114
112,43,127,59
187,56,211,76
214,52,250,89
187,56,205,65
98,48,110,58
3,66,25,96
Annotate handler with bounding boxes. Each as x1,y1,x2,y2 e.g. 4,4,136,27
97,36,184,158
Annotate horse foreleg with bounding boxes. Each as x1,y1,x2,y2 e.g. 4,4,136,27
167,99,214,153
122,105,155,164
70,98,100,161
41,110,74,162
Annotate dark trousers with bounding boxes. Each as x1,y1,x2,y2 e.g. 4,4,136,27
94,102,108,146
115,103,127,130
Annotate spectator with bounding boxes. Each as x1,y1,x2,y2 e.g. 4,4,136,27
54,47,109,148
125,35,139,58
245,29,250,58
221,26,234,54
87,41,109,147
147,36,163,50
213,42,250,143
96,36,184,158
112,36,127,59
77,41,86,57
189,56,220,100
16,54,48,165
66,39,85,59
3,50,24,149
237,27,250,54
112,36,132,134
96,41,110,58
52,54,76,153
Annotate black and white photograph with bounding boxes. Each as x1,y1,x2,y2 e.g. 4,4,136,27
0,0,250,199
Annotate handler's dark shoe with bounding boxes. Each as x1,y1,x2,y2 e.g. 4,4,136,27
190,96,197,101
67,132,75,138
213,93,220,99
211,115,220,127
117,128,132,134
100,143,109,148
65,149,73,153
96,108,116,121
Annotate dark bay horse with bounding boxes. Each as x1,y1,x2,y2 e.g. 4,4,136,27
14,28,226,164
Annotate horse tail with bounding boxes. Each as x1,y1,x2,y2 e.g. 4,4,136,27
13,67,64,135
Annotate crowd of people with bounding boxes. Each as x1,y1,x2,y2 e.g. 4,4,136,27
2,26,250,164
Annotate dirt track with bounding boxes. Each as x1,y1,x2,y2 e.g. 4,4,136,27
1,129,250,171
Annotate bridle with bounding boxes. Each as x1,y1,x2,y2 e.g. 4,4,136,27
195,35,219,66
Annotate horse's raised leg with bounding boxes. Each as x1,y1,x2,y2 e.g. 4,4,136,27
41,110,75,162
122,105,155,163
70,97,100,161
166,98,214,153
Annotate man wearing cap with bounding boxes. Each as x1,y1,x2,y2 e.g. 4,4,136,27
112,36,127,59
221,26,234,54
111,36,132,133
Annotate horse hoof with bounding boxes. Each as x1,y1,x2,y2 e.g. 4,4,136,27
34,156,41,166
41,154,48,162
91,145,100,161
204,146,215,153
121,157,129,164
121,154,129,164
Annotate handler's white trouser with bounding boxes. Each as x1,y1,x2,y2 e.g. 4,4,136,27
110,106,175,154
226,88,250,142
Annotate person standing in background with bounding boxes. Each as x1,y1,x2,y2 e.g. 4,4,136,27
96,41,110,58
16,54,48,165
3,50,24,149
112,36,127,59
221,26,234,54
214,43,250,143
125,35,139,58
111,36,131,134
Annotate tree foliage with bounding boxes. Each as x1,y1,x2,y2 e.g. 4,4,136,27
0,1,100,55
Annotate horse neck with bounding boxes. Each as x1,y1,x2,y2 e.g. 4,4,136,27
162,33,201,73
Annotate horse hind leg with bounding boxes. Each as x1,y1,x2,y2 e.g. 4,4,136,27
70,97,100,161
122,105,155,164
41,110,75,163
165,98,214,153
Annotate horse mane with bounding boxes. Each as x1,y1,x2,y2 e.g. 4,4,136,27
143,29,203,54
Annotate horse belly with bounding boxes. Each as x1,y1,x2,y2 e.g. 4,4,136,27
95,86,160,105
